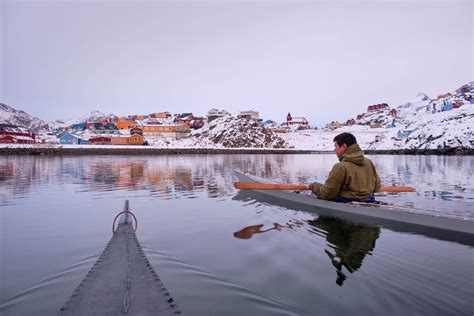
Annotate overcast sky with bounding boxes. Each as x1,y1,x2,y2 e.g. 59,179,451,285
1,0,472,127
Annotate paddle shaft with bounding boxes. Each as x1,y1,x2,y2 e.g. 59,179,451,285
234,182,415,193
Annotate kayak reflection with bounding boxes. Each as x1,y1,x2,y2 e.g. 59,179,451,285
308,216,380,286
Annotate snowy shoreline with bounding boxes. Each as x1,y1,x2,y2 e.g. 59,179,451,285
0,145,472,156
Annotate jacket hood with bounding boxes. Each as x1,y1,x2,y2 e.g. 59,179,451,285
340,144,365,166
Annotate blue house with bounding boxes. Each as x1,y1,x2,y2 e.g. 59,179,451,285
441,103,453,111
59,133,89,145
72,122,87,130
397,129,416,139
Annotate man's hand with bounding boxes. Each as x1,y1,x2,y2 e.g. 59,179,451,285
308,182,322,193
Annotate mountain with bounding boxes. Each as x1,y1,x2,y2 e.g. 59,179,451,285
0,103,51,132
49,110,112,130
78,110,110,122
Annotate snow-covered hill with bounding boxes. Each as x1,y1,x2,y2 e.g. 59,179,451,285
0,103,51,132
193,116,287,148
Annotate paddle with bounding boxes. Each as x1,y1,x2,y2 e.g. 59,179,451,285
234,182,415,192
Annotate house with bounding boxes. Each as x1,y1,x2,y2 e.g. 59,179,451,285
326,121,342,130
389,108,397,117
174,113,194,125
90,123,120,134
111,134,143,145
345,118,356,126
129,133,143,145
142,124,190,139
284,113,309,128
397,129,416,139
59,133,89,145
207,109,231,122
72,122,87,130
0,134,36,144
89,136,112,145
441,103,454,111
149,112,171,119
189,118,205,129
367,103,389,112
437,93,452,99
238,110,259,120
117,121,136,130
0,124,36,143
129,126,143,136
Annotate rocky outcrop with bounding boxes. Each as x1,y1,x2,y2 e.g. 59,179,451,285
192,116,288,148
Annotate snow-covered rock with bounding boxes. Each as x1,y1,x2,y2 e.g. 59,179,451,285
79,110,110,122
0,103,51,132
193,116,287,148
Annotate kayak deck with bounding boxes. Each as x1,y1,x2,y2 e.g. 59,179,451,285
234,170,473,237
59,200,180,315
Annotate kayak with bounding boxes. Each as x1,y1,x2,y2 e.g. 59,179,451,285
234,170,473,238
58,200,181,315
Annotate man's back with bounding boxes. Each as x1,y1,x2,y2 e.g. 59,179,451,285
310,144,381,200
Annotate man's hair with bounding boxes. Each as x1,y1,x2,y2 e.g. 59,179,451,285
333,132,357,147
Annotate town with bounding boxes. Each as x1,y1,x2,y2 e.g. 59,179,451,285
0,81,471,149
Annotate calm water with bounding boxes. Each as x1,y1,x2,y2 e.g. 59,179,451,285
0,154,473,315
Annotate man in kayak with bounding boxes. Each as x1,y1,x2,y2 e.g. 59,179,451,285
309,132,381,203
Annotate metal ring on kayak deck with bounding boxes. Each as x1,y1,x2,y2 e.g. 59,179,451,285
112,210,138,233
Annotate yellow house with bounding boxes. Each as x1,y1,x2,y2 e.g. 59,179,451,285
111,136,129,145
111,134,143,145
150,112,171,119
142,124,190,138
129,133,143,145
117,120,137,130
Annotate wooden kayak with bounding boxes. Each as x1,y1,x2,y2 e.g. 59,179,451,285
58,200,181,315
234,171,473,237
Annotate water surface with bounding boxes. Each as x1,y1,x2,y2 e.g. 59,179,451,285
0,154,473,315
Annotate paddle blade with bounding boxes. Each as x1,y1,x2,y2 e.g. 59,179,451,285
379,186,415,193
234,182,310,191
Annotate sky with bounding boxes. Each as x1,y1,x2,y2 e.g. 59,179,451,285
1,0,472,127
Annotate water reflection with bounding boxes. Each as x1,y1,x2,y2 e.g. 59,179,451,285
233,216,380,287
0,155,473,219
308,216,380,286
233,220,304,239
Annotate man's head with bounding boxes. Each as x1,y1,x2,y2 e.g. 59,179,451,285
333,132,357,159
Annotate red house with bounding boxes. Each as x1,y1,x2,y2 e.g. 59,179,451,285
345,118,356,125
89,136,111,145
174,113,194,125
0,124,36,143
389,108,397,117
367,103,389,112
130,126,143,135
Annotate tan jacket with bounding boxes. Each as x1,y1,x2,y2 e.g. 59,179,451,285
310,144,381,200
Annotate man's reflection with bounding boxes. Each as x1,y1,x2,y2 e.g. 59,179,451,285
308,216,380,286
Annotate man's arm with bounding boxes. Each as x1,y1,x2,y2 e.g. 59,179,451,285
309,164,345,200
